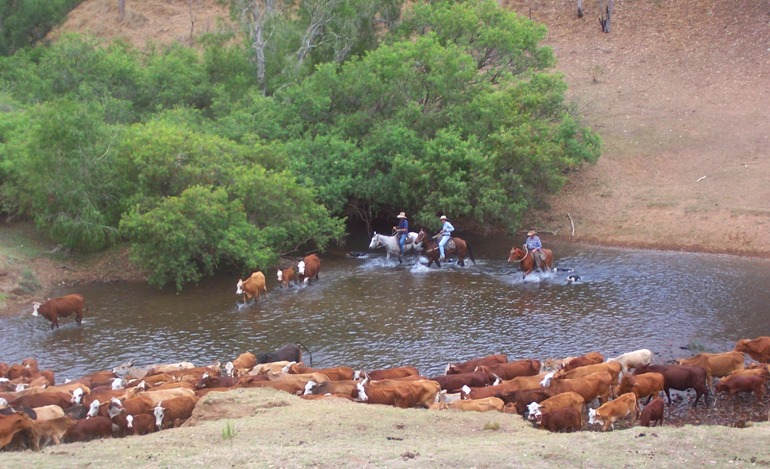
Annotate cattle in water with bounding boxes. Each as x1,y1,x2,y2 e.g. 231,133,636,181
277,267,297,288
32,294,86,330
236,271,267,304
256,343,312,367
297,254,321,285
734,336,770,363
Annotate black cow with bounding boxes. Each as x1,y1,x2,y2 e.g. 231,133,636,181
256,343,312,367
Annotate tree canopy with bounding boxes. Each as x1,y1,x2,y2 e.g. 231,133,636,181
0,0,600,289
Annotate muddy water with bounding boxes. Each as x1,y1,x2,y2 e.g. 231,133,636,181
3,236,770,381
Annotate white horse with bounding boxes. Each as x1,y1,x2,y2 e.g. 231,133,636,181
368,231,423,262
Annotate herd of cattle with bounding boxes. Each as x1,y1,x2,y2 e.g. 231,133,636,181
3,337,770,451
237,253,322,304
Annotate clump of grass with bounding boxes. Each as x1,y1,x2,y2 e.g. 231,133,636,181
17,269,41,294
222,421,236,440
483,421,500,431
686,340,706,353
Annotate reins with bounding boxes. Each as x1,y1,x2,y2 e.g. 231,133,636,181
510,246,530,263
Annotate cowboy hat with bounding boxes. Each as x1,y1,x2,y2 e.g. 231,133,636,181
440,215,447,220
397,212,406,218
527,230,537,236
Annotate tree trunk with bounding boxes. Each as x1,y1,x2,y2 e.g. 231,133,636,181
188,0,196,43
599,0,614,33
118,0,126,22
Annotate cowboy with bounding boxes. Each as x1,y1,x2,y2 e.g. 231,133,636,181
433,215,454,262
392,212,409,260
525,230,546,269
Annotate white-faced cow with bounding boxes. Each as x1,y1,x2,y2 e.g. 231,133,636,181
297,254,321,285
236,271,267,304
32,294,86,330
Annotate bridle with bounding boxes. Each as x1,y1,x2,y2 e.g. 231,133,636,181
371,233,385,249
510,246,530,263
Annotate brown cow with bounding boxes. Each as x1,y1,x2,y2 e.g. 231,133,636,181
0,411,33,450
62,415,112,442
236,271,267,304
256,344,307,365
715,373,766,403
354,382,413,408
446,354,507,375
356,366,420,381
588,392,640,431
676,351,745,387
539,407,582,432
285,363,355,381
496,387,556,415
634,363,709,408
10,391,74,410
195,372,238,389
542,371,614,405
304,380,359,397
226,352,257,377
616,372,665,404
430,371,496,393
527,391,585,422
554,361,623,386
32,294,85,330
298,254,321,285
430,396,504,412
152,395,198,429
364,379,441,408
734,336,770,363
639,396,665,427
562,352,605,371
126,413,156,436
277,267,297,288
475,359,541,380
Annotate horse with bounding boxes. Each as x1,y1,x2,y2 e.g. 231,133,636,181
368,231,423,263
416,229,476,267
508,245,553,278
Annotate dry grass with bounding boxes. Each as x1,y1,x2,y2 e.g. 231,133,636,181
4,387,770,467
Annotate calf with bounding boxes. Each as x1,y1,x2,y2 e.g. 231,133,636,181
715,373,766,403
639,396,665,427
277,267,297,288
28,415,75,450
62,415,112,442
446,354,507,375
32,294,86,330
588,392,640,431
539,407,582,433
634,363,709,408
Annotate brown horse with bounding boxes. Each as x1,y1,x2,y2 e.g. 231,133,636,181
416,229,476,267
508,246,553,278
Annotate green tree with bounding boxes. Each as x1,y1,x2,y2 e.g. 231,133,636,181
4,98,124,251
120,185,261,290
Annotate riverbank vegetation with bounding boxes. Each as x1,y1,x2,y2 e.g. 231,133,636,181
0,0,600,290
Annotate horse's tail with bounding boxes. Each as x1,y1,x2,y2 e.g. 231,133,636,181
466,242,476,265
297,341,313,367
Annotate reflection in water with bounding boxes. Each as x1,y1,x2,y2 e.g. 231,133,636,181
3,237,770,381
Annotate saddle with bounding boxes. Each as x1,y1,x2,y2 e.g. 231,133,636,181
446,238,456,250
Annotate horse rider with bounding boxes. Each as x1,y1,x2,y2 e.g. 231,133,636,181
525,230,546,269
433,215,454,262
392,211,409,261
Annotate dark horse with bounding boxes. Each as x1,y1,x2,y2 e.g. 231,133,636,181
416,229,476,267
508,246,553,278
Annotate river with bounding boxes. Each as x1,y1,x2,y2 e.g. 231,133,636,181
3,236,770,381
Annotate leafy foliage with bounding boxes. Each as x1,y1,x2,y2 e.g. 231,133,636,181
0,0,601,288
0,0,83,56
